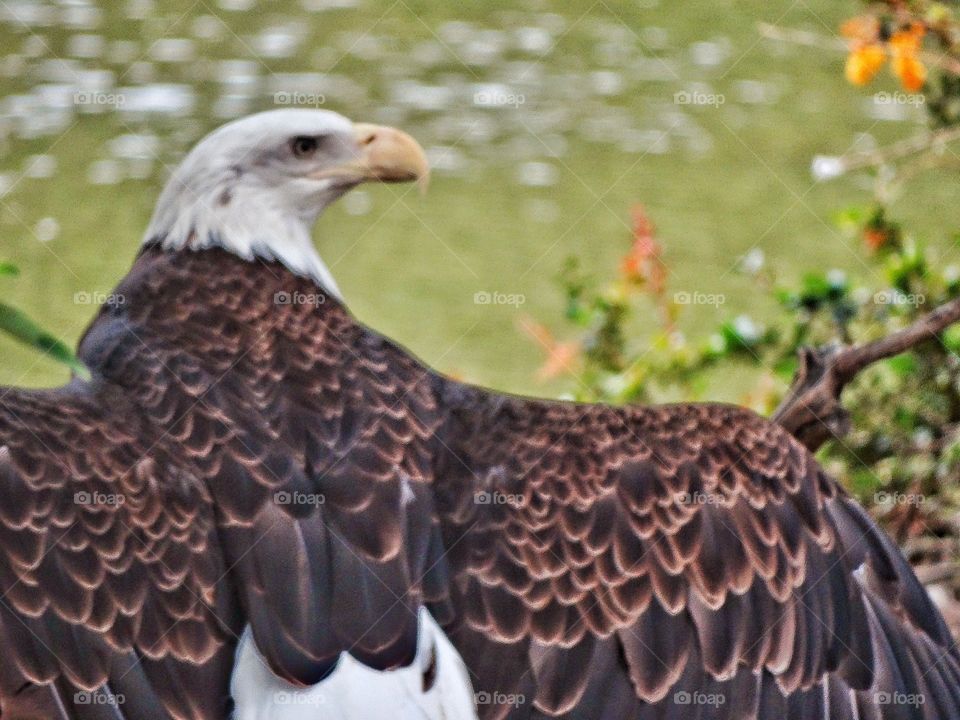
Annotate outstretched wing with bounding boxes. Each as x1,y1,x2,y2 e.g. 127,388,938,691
431,397,960,719
0,382,239,720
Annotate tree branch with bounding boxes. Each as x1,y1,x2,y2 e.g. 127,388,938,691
773,296,960,451
816,126,960,181
757,22,960,76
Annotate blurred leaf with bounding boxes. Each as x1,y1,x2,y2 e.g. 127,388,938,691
0,302,88,379
0,262,19,277
943,324,960,354
848,468,883,501
894,406,919,431
833,205,866,232
887,353,918,377
801,272,831,299
773,354,799,380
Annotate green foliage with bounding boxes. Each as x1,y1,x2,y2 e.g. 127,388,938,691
547,209,960,514
0,263,88,379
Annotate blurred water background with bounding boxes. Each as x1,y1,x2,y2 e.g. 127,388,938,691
0,0,956,394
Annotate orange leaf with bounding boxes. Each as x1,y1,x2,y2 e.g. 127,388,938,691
518,317,582,381
621,205,667,294
863,228,889,252
536,341,581,381
845,44,885,85
891,53,927,92
621,254,643,281
889,23,925,55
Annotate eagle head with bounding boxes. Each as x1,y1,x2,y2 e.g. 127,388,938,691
143,109,429,296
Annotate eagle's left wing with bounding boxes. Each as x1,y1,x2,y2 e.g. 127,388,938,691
426,396,960,719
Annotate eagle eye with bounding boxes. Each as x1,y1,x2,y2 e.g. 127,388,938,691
291,136,320,158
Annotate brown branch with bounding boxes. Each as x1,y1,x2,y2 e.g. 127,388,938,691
757,21,960,76
773,296,960,451
820,126,960,180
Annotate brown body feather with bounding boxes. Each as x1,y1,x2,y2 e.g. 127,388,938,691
0,246,956,719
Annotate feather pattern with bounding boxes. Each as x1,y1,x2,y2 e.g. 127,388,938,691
0,248,956,719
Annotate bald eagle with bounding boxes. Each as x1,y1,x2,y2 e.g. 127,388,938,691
0,110,956,720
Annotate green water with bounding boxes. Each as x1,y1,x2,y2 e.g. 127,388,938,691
1,0,956,397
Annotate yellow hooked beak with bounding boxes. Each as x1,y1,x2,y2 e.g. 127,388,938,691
316,123,430,192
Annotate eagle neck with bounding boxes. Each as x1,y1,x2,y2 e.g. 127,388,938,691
145,226,342,301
